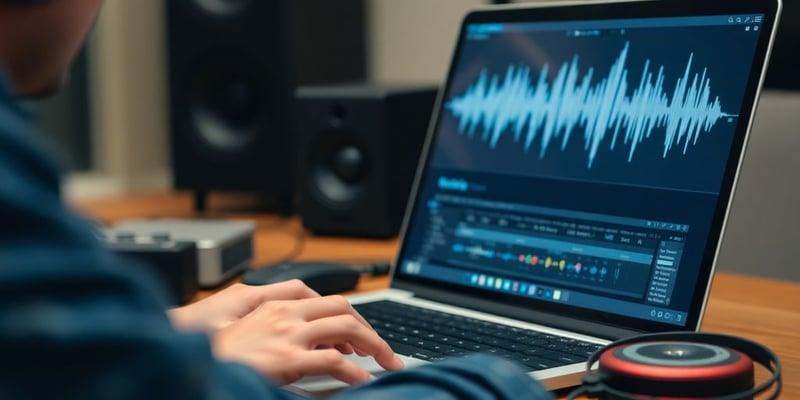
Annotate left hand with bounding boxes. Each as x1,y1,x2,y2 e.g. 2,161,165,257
169,280,320,332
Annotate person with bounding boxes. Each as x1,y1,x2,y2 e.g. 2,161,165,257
0,1,553,399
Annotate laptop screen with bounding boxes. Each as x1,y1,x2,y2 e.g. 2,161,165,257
394,3,777,333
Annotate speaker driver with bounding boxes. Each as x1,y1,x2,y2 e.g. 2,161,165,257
309,127,369,209
331,145,365,184
599,341,754,398
193,0,252,16
188,49,264,152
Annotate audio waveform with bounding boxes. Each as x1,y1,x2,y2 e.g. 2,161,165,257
445,42,736,167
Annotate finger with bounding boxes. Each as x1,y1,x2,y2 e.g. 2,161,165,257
253,279,321,303
316,343,356,354
287,349,372,384
353,346,370,357
293,296,372,329
300,315,404,371
335,343,355,354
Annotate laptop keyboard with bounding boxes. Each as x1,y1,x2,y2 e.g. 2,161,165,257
355,300,602,371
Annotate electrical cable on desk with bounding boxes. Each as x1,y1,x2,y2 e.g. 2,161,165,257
253,220,306,266
349,262,392,276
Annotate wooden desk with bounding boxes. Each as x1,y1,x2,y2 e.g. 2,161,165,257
78,191,799,398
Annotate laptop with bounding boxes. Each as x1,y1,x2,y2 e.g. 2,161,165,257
293,0,782,393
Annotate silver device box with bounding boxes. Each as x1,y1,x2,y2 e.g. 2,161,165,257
105,219,255,287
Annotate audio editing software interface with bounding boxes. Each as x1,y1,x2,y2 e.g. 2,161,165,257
397,14,764,327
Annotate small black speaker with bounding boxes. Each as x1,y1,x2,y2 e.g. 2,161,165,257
296,84,438,238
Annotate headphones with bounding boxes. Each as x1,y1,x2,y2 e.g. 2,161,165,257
568,332,782,400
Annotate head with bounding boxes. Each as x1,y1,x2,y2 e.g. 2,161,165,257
0,0,104,98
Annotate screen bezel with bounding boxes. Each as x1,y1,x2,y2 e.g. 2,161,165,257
390,0,782,338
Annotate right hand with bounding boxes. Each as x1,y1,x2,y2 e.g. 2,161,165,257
211,294,404,385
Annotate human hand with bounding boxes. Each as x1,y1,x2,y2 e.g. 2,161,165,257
211,295,405,385
169,280,320,332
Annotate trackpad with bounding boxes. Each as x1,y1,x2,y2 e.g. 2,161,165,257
290,354,427,394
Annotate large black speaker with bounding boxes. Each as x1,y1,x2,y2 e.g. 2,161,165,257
165,0,366,212
296,84,438,238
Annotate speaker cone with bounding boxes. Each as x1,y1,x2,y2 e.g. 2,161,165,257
188,49,265,152
309,127,369,209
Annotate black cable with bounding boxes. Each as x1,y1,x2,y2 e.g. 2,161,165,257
350,262,392,276
254,221,307,266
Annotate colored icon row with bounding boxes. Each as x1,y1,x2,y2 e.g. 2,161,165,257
516,254,608,276
469,273,564,301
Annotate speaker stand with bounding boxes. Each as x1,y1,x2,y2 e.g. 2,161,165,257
193,190,209,213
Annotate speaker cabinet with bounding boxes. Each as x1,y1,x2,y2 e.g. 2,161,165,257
297,84,438,238
165,0,296,211
165,0,366,212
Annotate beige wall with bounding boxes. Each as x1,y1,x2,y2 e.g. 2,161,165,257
66,0,170,199
366,0,485,84
92,0,169,175
716,90,800,281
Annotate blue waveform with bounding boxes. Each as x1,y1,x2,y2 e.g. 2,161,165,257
445,42,736,167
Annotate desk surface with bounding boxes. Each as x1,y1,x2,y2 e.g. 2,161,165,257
78,191,799,398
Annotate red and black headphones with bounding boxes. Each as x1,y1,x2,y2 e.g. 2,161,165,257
568,332,782,400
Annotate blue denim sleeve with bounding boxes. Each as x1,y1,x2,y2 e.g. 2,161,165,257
334,354,553,400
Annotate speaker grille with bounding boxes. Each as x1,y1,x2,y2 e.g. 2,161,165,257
309,126,370,209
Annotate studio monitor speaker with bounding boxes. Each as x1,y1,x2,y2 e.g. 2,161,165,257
297,84,438,238
165,0,366,212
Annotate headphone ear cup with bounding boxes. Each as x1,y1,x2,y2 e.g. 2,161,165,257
600,341,754,398
571,332,782,400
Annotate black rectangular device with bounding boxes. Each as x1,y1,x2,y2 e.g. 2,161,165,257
106,240,198,306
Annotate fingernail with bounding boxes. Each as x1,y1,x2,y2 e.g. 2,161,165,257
361,370,373,382
393,355,405,369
